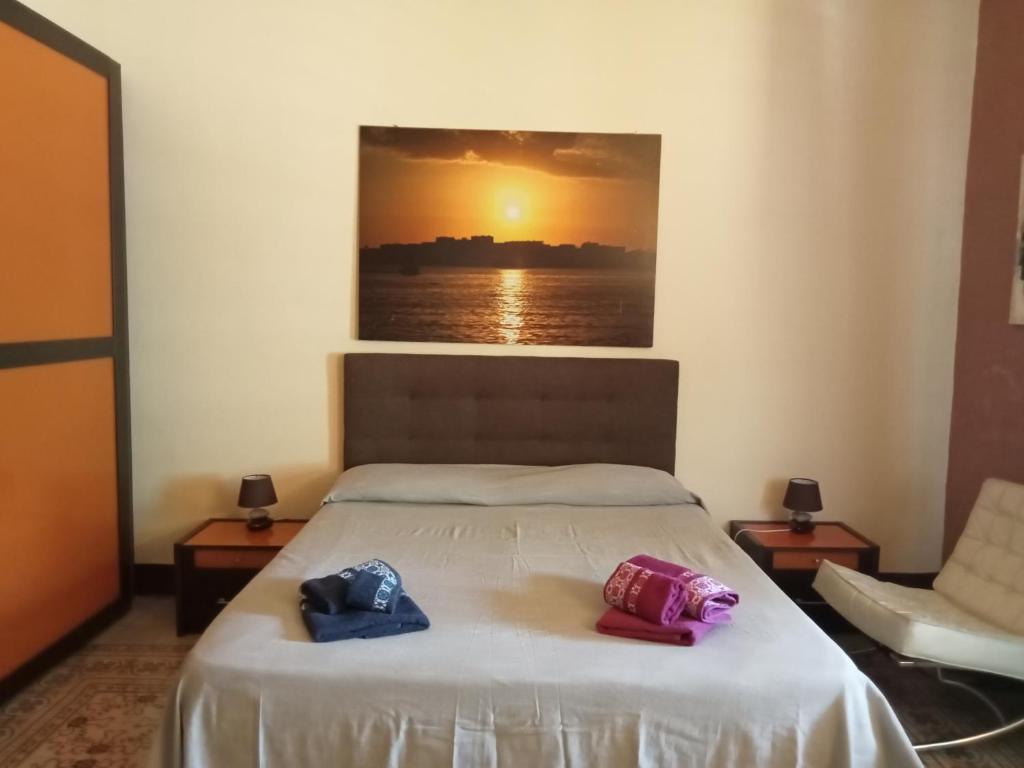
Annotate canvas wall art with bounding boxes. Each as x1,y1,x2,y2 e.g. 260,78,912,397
1012,155,1024,325
357,126,661,347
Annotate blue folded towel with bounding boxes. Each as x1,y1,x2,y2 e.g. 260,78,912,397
300,559,402,614
299,573,349,614
301,593,430,642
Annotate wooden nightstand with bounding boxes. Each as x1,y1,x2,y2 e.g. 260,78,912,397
174,518,307,635
729,521,879,623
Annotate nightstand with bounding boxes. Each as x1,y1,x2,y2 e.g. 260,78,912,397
174,518,307,635
729,521,879,625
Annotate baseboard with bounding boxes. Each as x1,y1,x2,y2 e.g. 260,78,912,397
877,572,939,589
0,596,131,704
135,563,175,595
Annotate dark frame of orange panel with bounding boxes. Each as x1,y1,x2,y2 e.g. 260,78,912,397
0,0,132,701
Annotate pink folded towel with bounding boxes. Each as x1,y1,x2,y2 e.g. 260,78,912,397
596,606,722,646
628,554,739,624
603,560,686,625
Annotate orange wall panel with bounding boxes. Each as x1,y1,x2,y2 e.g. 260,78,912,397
0,359,120,678
0,21,112,343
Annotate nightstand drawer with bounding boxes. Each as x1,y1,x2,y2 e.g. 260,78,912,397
179,568,259,634
773,551,859,571
175,518,307,635
194,549,278,569
729,520,878,632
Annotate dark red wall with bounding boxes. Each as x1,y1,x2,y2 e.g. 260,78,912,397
945,0,1024,556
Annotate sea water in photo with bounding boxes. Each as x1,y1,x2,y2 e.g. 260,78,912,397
359,267,655,347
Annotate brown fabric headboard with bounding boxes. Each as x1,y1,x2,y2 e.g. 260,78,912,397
343,353,678,473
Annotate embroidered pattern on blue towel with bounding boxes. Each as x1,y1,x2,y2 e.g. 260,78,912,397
340,559,400,612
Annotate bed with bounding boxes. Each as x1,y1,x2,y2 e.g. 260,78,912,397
151,354,920,767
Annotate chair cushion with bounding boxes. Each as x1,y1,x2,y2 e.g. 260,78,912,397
934,478,1024,635
813,560,1024,680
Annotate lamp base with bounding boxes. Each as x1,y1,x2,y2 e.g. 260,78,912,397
789,518,815,534
788,510,816,534
246,508,274,531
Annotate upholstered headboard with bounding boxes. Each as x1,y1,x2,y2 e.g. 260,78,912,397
343,353,678,473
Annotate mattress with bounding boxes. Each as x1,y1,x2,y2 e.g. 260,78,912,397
151,471,919,767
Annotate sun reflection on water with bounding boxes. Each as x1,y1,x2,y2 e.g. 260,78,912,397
497,269,528,344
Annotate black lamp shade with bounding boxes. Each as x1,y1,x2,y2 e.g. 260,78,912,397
238,474,277,508
783,478,822,512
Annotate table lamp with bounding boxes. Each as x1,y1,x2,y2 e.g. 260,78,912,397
238,474,277,531
783,478,822,533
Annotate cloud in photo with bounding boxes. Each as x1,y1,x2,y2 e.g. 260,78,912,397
360,126,660,180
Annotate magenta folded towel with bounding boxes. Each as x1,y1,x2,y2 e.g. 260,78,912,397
603,560,686,625
628,554,739,623
596,607,722,646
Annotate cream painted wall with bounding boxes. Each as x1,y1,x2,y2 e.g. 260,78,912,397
24,0,978,569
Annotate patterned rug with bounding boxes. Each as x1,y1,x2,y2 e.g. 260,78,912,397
0,641,190,768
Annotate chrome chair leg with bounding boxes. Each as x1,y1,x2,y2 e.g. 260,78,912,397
934,667,1005,726
913,713,1024,753
884,651,1024,752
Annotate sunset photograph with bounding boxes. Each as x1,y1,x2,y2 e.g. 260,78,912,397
358,126,662,346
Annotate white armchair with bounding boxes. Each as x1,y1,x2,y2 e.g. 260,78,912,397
813,478,1024,752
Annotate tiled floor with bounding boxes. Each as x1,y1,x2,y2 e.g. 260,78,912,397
95,597,195,647
0,598,193,768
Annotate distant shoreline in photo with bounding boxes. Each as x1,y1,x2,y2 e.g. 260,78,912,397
360,235,655,274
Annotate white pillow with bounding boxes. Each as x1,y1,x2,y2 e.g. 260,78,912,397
323,463,697,507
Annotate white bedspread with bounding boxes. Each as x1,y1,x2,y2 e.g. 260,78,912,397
152,502,920,767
